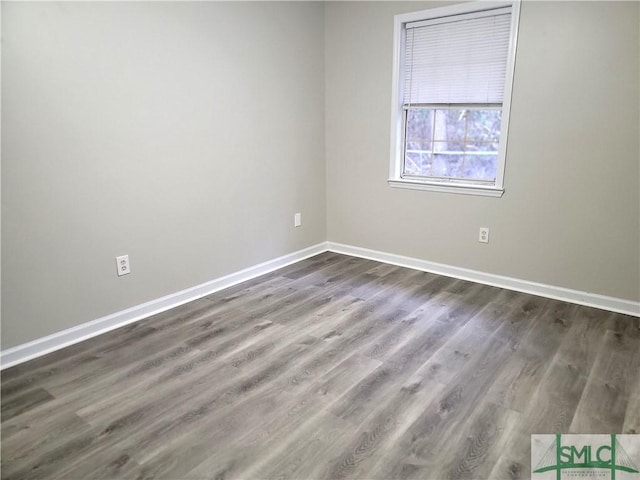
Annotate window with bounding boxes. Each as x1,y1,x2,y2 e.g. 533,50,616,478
389,2,520,197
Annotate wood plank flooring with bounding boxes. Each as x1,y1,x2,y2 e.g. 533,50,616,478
1,252,639,480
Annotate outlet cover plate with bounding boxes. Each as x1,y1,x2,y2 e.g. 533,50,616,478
479,227,489,244
116,255,131,276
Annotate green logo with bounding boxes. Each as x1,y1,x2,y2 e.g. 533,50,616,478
532,434,639,480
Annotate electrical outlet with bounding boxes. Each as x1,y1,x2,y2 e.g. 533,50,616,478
294,212,302,227
116,255,130,276
479,227,490,244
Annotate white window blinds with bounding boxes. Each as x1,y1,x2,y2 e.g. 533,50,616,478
403,7,512,106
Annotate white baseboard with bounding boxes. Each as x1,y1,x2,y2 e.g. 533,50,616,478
327,242,640,318
3,240,638,370
0,243,327,370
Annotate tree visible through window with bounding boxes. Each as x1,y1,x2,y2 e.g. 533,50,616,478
404,108,501,182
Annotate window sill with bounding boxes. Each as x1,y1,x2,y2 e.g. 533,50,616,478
388,178,504,197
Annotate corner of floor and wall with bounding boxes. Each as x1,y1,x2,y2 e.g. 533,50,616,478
2,1,639,369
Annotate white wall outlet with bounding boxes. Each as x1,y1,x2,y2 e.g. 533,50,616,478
116,255,130,276
479,227,490,244
294,212,302,227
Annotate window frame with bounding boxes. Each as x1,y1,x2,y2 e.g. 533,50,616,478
389,1,521,198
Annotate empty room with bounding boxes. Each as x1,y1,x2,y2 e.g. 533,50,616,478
1,0,639,479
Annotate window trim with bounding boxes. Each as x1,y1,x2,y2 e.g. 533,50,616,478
388,1,521,198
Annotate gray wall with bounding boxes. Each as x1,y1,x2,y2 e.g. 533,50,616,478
2,2,326,348
325,1,640,302
3,1,639,350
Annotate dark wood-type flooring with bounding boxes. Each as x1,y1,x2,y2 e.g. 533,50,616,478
2,253,639,480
